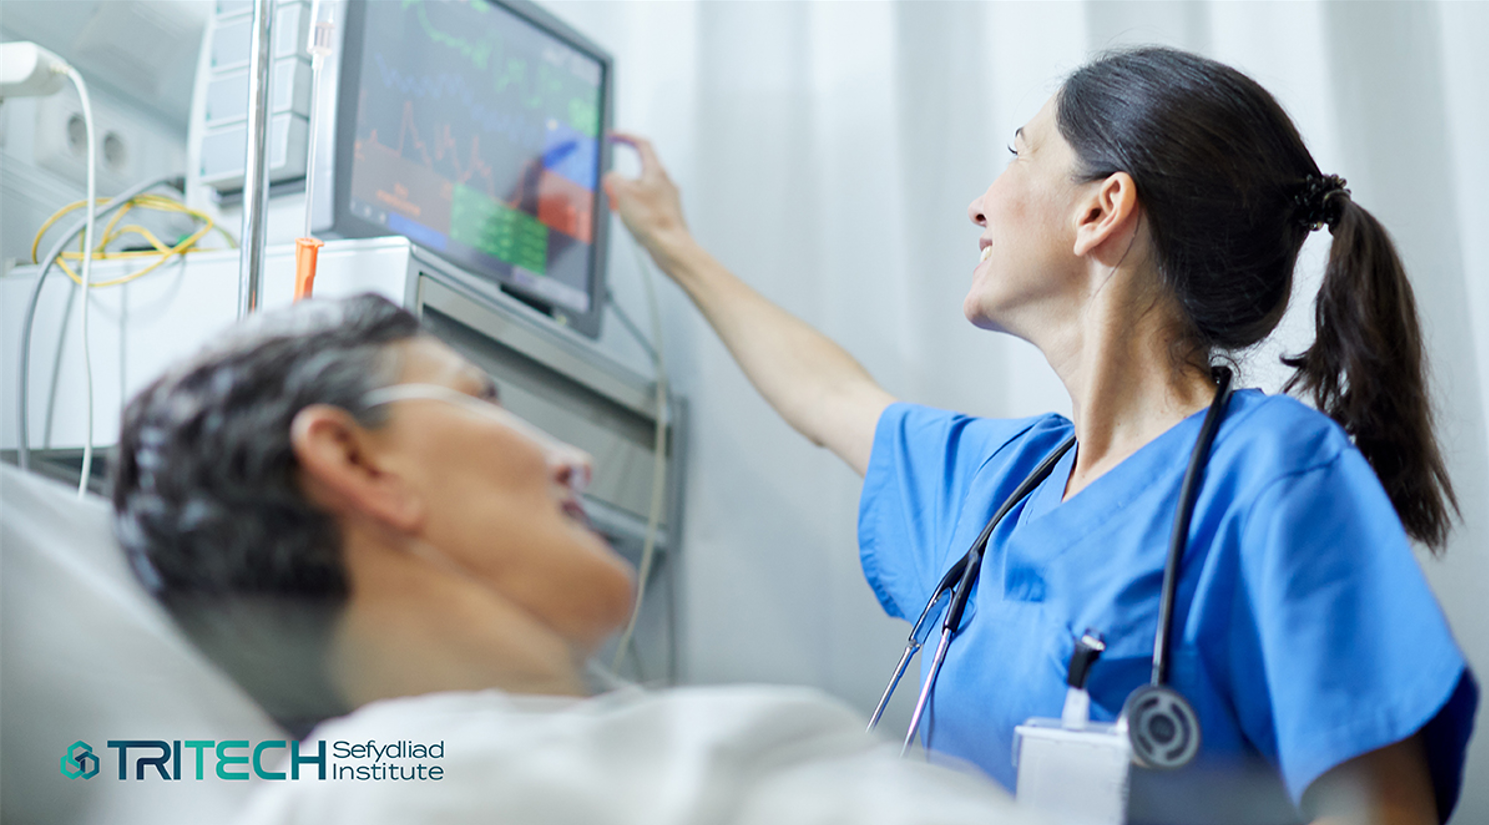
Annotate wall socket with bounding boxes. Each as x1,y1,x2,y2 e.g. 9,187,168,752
30,83,184,197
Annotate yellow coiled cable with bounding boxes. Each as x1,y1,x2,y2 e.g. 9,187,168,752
31,193,238,288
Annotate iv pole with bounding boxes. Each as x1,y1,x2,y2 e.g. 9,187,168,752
237,0,274,318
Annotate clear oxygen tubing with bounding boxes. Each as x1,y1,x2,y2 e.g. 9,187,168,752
611,237,670,677
302,0,335,238
16,175,185,476
62,65,97,498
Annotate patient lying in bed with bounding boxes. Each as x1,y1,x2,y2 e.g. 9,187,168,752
108,294,1043,825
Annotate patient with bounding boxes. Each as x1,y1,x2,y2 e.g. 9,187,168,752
112,295,1042,824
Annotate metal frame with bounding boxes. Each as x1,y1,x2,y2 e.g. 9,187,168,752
237,0,275,317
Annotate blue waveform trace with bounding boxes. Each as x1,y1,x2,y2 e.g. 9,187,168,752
372,53,545,150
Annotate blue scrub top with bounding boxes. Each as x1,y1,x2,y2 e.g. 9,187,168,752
859,390,1476,821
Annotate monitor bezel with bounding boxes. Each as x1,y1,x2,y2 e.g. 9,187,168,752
332,0,614,339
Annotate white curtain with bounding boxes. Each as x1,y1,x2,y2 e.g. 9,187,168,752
550,2,1489,819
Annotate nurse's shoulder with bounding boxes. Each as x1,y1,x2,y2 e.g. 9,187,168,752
1209,387,1413,564
1203,387,1417,556
1213,388,1362,487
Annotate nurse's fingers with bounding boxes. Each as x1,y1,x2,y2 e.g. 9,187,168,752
609,131,667,182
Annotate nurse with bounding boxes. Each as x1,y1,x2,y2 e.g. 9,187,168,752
604,47,1474,824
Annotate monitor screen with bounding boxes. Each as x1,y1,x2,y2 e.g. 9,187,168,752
333,0,612,337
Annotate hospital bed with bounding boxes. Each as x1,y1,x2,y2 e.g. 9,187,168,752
0,463,282,823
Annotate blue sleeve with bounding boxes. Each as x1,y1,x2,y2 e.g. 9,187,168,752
856,403,1058,622
1230,448,1477,817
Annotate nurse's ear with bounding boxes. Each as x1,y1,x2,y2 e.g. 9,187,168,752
1072,171,1143,265
291,404,426,534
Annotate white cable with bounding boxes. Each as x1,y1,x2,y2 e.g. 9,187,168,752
611,238,670,675
63,65,97,499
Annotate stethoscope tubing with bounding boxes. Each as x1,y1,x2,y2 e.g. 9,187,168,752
903,626,955,755
868,433,1077,738
870,368,1234,756
866,567,959,731
1151,367,1233,686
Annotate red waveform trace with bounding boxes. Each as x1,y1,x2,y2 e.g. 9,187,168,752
363,100,498,199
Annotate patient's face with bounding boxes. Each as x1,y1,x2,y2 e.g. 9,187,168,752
372,336,636,652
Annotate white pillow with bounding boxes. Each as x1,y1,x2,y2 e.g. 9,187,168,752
0,464,284,824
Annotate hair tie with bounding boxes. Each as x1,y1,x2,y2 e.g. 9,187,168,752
1294,174,1350,231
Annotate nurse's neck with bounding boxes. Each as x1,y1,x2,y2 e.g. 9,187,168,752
1043,261,1218,502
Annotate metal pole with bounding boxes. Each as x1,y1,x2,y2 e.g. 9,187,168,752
238,0,274,317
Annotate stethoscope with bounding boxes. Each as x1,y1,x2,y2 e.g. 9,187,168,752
867,366,1235,770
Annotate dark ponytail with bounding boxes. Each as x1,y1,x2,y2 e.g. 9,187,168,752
1058,47,1459,550
1282,198,1459,550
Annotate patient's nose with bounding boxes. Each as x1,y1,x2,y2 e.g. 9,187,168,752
550,444,594,495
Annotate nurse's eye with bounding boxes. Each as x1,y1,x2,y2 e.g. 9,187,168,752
1006,144,1017,157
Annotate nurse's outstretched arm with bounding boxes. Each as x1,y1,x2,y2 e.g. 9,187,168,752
604,133,894,476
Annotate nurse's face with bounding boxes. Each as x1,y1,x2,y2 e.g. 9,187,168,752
964,96,1090,338
367,337,636,653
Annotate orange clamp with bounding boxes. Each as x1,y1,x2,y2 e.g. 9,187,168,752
294,237,325,300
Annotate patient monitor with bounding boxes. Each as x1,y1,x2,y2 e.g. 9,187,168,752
194,0,613,338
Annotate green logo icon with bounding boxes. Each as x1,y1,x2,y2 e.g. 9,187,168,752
61,741,99,780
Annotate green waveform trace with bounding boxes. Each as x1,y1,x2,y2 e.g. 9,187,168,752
405,0,493,70
400,0,597,135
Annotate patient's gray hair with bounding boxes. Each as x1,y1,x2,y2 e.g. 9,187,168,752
112,293,422,731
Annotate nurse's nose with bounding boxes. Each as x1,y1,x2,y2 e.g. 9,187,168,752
968,196,986,228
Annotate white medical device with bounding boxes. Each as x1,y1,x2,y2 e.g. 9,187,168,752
1013,634,1132,825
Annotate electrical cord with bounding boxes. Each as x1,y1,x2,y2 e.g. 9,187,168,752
62,66,97,498
16,174,187,475
605,288,659,365
610,237,670,677
33,193,234,287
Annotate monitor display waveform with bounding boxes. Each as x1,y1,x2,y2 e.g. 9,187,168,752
372,54,546,150
360,98,499,199
401,0,599,137
347,0,604,316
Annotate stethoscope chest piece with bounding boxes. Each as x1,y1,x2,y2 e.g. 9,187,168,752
1122,683,1201,769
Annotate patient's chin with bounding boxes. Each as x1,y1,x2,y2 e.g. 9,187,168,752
575,548,638,650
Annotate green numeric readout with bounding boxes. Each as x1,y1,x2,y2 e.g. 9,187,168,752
450,184,547,274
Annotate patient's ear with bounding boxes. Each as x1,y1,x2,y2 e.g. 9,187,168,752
290,405,424,533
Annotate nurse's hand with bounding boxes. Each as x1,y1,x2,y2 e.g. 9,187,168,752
601,132,894,476
603,133,693,271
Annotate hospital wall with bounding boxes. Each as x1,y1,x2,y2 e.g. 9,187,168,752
550,1,1489,821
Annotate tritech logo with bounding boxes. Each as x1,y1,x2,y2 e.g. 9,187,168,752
53,738,444,783
61,741,100,780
